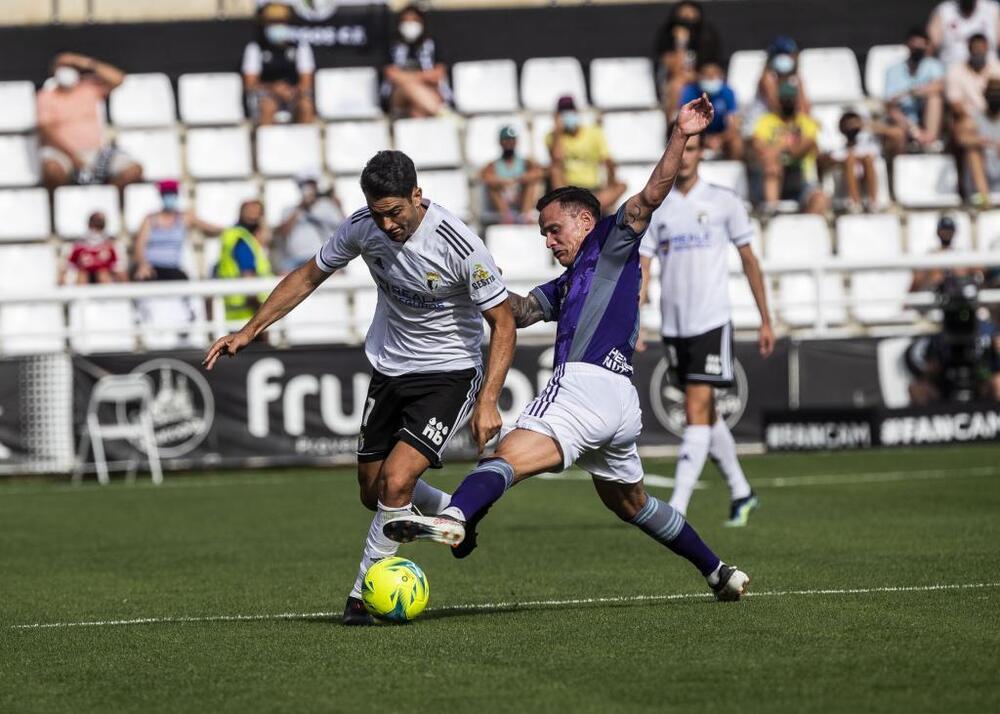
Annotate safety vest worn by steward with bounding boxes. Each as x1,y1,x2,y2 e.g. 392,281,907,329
216,226,273,321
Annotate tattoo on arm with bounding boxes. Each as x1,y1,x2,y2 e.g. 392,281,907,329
508,291,545,328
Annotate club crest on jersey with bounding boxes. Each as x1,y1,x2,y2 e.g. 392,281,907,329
698,212,710,225
426,271,441,291
471,263,496,290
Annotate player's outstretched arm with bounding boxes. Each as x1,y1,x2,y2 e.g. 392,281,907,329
508,291,545,328
621,94,714,236
202,260,330,370
470,300,517,452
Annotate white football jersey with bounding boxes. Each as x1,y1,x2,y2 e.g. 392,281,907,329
640,179,754,338
932,0,1000,65
315,200,508,376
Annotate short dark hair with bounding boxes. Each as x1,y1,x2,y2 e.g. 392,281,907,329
399,3,424,19
969,32,989,47
360,150,417,200
907,26,928,41
536,186,601,222
838,110,862,132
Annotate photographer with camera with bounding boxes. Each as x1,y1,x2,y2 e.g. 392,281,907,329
273,172,345,274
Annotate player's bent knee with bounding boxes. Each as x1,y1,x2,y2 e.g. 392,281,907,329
593,479,647,521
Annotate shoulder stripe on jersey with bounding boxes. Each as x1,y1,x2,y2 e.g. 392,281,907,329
476,288,507,306
351,210,371,225
436,226,471,258
317,252,338,270
438,220,474,253
350,207,369,218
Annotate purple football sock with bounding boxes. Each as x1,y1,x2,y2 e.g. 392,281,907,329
446,458,514,521
667,523,722,576
630,496,721,576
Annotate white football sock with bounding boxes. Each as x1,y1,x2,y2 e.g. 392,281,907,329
349,501,412,599
710,418,753,500
411,478,450,515
668,425,711,516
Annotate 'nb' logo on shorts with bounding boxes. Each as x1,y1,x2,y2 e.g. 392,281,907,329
422,417,450,446
705,354,722,375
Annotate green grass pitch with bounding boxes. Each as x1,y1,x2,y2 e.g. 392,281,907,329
2,445,1000,713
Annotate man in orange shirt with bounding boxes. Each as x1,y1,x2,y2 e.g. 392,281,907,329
36,52,143,191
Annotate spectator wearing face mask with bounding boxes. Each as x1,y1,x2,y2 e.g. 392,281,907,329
480,125,544,226
215,200,274,323
957,78,1000,205
743,36,811,140
946,33,1000,118
751,82,828,215
133,180,223,282
826,111,882,213
546,96,626,215
60,211,125,285
273,172,345,274
653,1,722,117
885,27,945,152
910,215,983,291
382,4,452,118
679,61,743,159
242,2,316,125
928,0,1000,67
36,53,143,192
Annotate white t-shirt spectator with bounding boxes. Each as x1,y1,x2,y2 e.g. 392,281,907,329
929,0,1000,65
242,40,315,82
279,197,344,268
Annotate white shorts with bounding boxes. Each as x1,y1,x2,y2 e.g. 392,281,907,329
515,362,644,484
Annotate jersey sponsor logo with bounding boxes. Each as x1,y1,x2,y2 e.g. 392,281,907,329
388,284,446,309
602,347,635,376
471,263,496,290
421,416,450,446
667,233,712,251
649,356,748,437
426,271,441,291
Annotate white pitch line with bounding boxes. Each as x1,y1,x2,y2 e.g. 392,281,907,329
9,582,999,631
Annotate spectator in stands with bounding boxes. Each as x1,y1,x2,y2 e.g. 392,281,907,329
956,78,1000,205
59,211,125,285
242,2,316,125
751,82,828,215
546,96,626,215
910,215,983,291
133,180,222,282
743,36,810,141
382,4,451,118
885,27,945,152
679,61,743,159
479,125,544,226
946,33,1000,118
216,200,274,323
827,110,881,213
36,52,142,192
928,0,1000,66
653,1,722,117
273,172,345,273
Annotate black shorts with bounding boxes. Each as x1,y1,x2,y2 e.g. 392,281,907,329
357,367,482,467
662,323,735,387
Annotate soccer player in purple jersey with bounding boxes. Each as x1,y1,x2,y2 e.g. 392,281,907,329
384,95,750,601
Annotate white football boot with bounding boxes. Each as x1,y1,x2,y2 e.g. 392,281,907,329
710,564,751,601
383,514,466,547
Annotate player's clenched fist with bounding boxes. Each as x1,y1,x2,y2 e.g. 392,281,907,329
469,400,503,454
203,330,253,370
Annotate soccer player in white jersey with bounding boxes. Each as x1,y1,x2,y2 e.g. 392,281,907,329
203,151,516,625
384,96,752,602
639,129,774,527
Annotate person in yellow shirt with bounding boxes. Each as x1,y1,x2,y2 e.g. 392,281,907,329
546,95,626,214
751,83,830,214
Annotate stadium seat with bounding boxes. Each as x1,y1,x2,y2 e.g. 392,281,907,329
315,67,381,120
836,214,911,324
419,170,471,222
452,60,519,114
765,214,832,262
485,224,558,280
123,183,191,234
0,188,50,241
699,160,749,200
0,81,37,132
778,273,848,328
393,116,461,169
520,57,588,112
185,126,252,179
333,176,366,214
53,185,121,238
823,155,892,212
837,213,903,258
812,104,849,154
798,48,864,103
892,154,961,208
975,209,1000,250
256,124,323,177
602,110,666,164
726,50,767,108
69,299,136,354
325,120,391,175
263,178,299,227
589,58,657,110
108,73,176,128
865,45,908,99
193,180,259,229
906,211,973,254
0,134,40,187
463,114,531,169
178,72,244,125
114,128,182,182
283,291,352,345
730,275,768,329
612,163,656,211
0,243,58,290
201,235,221,278
138,295,206,351
0,304,64,355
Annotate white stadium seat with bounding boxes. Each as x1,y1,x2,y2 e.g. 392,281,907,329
837,214,903,258
0,134,40,186
333,176,366,215
138,292,206,351
612,163,656,211
892,154,961,208
263,178,300,227
419,170,471,222
729,275,767,329
201,236,221,278
699,161,749,200
193,180,259,229
325,120,391,175
485,224,558,280
778,274,847,328
765,214,832,263
178,72,244,125
975,209,1000,250
255,124,323,177
393,116,461,169
0,304,64,355
836,214,911,324
69,299,136,354
115,128,182,182
54,185,121,238
865,44,908,100
726,50,767,108
798,48,864,103
520,57,588,112
452,60,519,114
906,211,973,254
602,110,665,164
0,188,50,241
123,183,190,234
589,57,657,110
0,81,37,132
109,73,175,128
464,115,531,169
185,126,252,180
0,243,58,290
283,291,352,345
315,67,381,120
812,104,849,154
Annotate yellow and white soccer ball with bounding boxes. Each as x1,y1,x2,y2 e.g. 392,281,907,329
362,557,429,622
